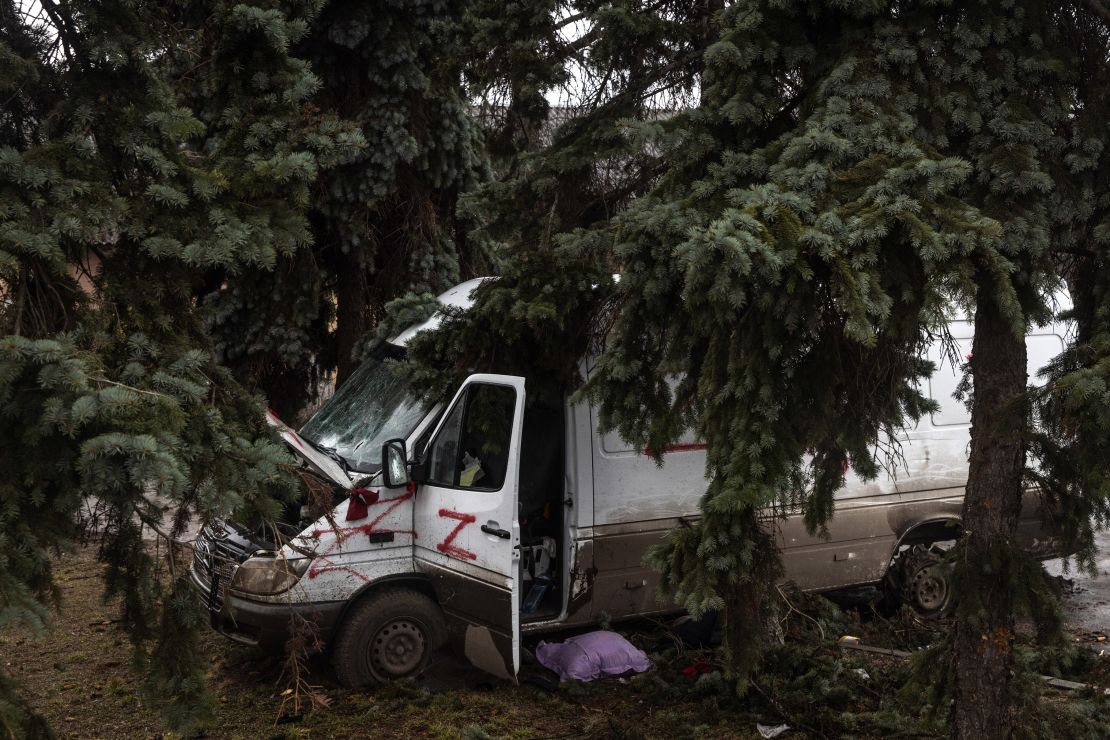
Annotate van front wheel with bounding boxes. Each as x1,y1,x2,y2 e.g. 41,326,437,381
332,588,447,688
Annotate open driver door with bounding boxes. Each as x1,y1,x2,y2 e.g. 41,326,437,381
411,374,524,680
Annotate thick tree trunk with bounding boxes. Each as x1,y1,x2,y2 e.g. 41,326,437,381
725,507,783,684
951,287,1028,740
334,248,368,387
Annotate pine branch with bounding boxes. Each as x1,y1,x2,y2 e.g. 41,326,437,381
92,377,174,400
135,504,194,550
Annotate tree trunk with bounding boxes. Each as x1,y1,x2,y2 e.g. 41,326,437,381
724,507,783,685
334,247,368,387
951,286,1028,740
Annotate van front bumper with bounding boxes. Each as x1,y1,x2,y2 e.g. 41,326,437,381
189,554,344,653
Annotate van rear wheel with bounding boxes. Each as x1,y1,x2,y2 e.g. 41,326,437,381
891,544,955,619
332,588,447,688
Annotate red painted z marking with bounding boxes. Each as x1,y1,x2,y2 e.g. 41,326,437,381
436,508,477,561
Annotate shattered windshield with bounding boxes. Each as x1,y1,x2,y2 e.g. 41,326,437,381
298,346,427,474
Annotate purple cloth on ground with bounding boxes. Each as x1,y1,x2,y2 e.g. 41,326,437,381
535,630,651,681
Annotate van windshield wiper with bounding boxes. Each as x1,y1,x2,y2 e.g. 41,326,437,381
299,435,351,475
319,445,351,475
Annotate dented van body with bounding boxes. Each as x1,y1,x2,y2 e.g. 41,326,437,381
190,278,1073,685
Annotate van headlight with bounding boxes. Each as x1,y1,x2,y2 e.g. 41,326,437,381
229,555,311,596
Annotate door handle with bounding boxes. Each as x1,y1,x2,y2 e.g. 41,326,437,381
481,523,511,539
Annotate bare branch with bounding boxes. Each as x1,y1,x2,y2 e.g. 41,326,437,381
37,0,82,66
135,504,195,551
554,10,589,31
92,376,174,400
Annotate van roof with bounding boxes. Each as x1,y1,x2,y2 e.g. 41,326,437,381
389,277,1071,347
388,277,491,347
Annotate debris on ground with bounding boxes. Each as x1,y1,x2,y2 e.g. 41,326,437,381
838,635,1110,696
1073,630,1108,643
679,657,713,678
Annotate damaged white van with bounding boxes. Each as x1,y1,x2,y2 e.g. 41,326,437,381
190,278,1072,687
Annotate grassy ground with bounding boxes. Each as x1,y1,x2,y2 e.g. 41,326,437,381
3,550,1107,739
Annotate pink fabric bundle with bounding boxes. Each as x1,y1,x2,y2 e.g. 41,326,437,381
535,630,651,682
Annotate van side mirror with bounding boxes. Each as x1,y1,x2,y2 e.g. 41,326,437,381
382,438,409,488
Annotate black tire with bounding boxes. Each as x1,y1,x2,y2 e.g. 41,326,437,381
331,588,447,688
889,544,955,619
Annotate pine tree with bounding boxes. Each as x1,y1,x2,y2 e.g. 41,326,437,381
405,3,1109,737
0,1,359,734
405,0,971,683
201,0,493,422
1028,2,1110,575
3,1,1107,736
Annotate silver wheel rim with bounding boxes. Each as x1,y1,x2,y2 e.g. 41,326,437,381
911,563,948,612
369,618,426,678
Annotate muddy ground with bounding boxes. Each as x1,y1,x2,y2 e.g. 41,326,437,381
3,544,1107,740
1043,528,1110,638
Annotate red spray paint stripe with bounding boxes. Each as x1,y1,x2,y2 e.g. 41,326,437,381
307,490,416,580
643,442,707,456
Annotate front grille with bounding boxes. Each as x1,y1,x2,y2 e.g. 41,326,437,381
192,524,249,612
192,541,212,582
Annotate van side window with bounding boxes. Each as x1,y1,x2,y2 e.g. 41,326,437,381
425,383,515,491
928,335,973,427
427,398,465,486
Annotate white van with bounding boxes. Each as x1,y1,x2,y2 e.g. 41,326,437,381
190,278,1072,686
